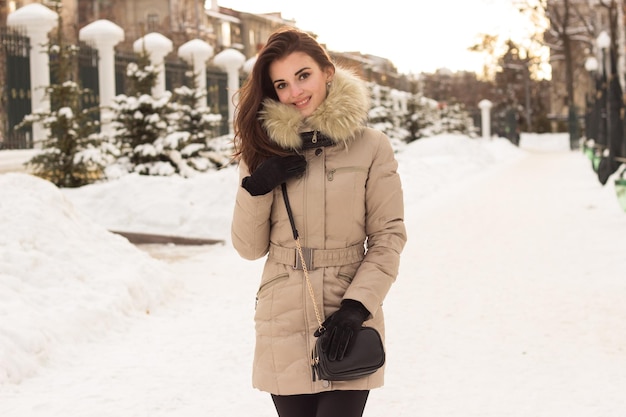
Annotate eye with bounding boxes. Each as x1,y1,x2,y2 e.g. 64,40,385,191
299,72,311,81
275,82,287,90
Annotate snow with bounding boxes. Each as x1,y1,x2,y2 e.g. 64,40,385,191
1,132,626,416
0,149,38,174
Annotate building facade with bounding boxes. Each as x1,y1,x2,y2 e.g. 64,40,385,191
547,0,626,134
0,0,408,148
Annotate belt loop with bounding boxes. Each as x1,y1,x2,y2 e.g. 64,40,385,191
294,247,314,270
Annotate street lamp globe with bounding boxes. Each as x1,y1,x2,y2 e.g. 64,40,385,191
585,56,598,72
597,31,611,49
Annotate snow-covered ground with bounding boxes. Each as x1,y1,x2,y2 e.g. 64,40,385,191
0,149,36,174
1,132,626,416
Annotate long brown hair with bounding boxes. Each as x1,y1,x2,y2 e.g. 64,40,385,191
233,27,335,172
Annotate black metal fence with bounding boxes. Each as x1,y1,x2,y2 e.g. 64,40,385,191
113,52,230,136
206,66,229,136
165,57,191,92
114,51,135,96
79,42,100,114
1,31,231,150
1,26,32,149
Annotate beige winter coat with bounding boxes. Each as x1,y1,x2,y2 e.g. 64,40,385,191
231,67,407,395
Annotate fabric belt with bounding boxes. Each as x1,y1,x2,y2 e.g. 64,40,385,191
268,242,365,270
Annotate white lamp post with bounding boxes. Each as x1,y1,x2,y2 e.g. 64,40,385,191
584,56,599,144
478,99,493,140
585,56,598,73
243,56,257,74
597,30,611,74
133,33,173,98
7,3,58,145
79,20,125,137
178,39,214,106
213,48,245,135
596,31,611,148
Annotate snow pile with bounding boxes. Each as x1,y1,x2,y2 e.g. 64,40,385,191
397,135,526,204
0,173,181,384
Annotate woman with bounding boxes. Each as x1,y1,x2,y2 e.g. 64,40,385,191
231,27,406,417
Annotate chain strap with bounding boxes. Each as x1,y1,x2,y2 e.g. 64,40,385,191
295,236,325,332
281,182,325,333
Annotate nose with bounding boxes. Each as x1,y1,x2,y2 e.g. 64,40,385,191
290,84,304,98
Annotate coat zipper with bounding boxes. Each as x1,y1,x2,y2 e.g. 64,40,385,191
311,346,320,381
255,273,289,308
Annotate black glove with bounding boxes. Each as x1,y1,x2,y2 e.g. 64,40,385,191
315,299,370,361
241,155,306,196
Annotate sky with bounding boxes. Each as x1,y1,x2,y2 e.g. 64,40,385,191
213,0,542,75
2,132,626,416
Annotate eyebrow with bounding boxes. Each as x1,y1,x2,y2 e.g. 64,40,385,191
272,67,312,86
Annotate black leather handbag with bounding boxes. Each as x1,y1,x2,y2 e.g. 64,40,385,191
281,184,386,382
312,326,385,381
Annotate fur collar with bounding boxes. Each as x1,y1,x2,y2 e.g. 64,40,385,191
259,67,370,150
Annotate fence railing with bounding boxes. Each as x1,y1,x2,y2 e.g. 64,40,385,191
1,27,230,149
1,26,32,149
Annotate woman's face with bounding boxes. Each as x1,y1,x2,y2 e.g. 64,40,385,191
269,51,334,118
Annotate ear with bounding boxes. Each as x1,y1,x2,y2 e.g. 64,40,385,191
325,66,336,83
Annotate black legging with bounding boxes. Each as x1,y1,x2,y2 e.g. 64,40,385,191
271,390,370,417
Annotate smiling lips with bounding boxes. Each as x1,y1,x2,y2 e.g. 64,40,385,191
294,97,311,107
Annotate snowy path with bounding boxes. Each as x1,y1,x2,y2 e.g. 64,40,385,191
2,149,626,417
383,150,626,416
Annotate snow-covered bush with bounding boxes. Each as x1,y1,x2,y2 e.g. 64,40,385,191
17,5,113,188
108,57,230,178
169,83,224,171
366,83,476,147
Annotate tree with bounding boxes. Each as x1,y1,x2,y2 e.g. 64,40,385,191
419,69,504,136
593,1,626,184
168,73,224,171
496,40,533,134
468,33,501,80
517,0,596,148
18,0,111,187
367,83,397,139
110,53,229,177
402,78,425,143
110,50,175,176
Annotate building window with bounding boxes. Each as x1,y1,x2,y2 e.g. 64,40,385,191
147,13,159,32
221,22,231,47
248,29,255,50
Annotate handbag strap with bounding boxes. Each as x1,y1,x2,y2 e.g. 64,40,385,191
281,183,325,332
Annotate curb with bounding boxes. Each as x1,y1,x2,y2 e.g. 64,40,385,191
110,230,224,246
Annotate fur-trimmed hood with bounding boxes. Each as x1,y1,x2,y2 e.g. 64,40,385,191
259,66,370,150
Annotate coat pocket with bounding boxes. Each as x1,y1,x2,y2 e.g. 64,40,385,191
255,272,289,311
326,166,368,224
322,264,359,315
326,166,369,182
